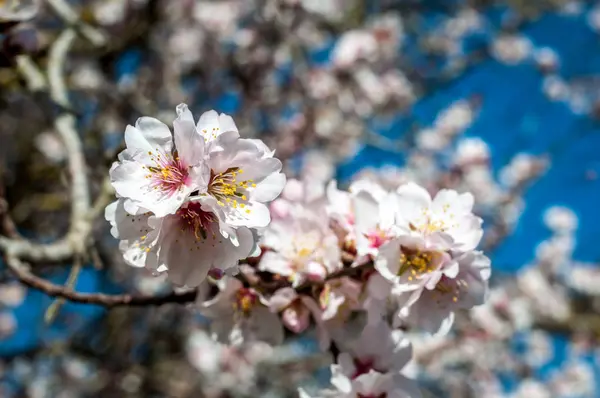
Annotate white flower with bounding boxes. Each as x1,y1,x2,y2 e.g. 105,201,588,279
268,288,319,334
394,251,491,336
329,323,422,398
543,206,578,234
259,205,341,287
375,234,455,294
491,34,533,65
186,329,224,375
330,370,421,398
199,277,284,346
319,277,362,322
327,179,398,259
109,104,207,218
336,322,413,374
105,198,257,287
149,202,259,287
394,182,483,251
191,110,286,230
453,138,490,167
434,99,474,136
332,30,378,69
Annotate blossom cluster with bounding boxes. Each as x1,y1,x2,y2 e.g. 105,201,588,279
105,104,286,287
105,108,491,397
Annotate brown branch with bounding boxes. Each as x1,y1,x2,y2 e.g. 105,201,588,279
4,254,198,308
2,250,370,308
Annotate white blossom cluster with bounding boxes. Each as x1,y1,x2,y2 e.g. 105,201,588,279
105,104,286,287
104,109,492,397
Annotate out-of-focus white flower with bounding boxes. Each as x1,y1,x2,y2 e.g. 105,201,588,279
523,330,554,368
587,4,600,32
332,30,378,69
35,132,66,163
551,360,596,397
0,283,26,307
329,323,422,398
499,153,542,188
513,379,552,398
517,267,571,321
259,204,341,287
308,69,339,100
302,149,336,184
92,0,127,26
297,0,354,23
168,27,205,70
186,329,224,375
453,137,490,167
542,75,570,101
268,288,321,334
534,47,560,72
543,206,578,234
434,99,475,137
70,62,105,91
193,0,243,38
567,262,600,295
319,277,362,323
394,251,491,335
0,311,16,339
369,12,404,58
491,34,533,65
199,277,284,346
416,128,448,151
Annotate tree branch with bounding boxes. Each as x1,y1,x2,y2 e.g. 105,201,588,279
4,254,198,308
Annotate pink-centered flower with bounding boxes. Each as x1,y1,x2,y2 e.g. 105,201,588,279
105,199,258,287
109,104,207,218
327,179,398,260
199,277,284,346
394,250,491,336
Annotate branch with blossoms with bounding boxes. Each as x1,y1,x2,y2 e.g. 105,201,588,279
0,7,493,398
2,99,492,397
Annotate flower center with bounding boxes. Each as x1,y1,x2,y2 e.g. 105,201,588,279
144,150,189,195
207,167,256,213
397,248,437,280
177,202,218,241
365,228,390,249
233,288,258,316
352,358,376,379
411,204,459,234
434,275,468,304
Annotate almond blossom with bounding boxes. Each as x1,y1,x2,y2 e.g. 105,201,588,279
394,182,483,251
199,277,284,346
304,323,422,398
259,204,341,287
394,251,491,335
327,179,399,261
109,104,207,218
105,198,257,287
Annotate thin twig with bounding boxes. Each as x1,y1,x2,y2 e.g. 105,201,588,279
15,55,47,91
45,255,82,324
45,0,107,47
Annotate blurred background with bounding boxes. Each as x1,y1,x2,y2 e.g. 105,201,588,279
1,0,600,397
